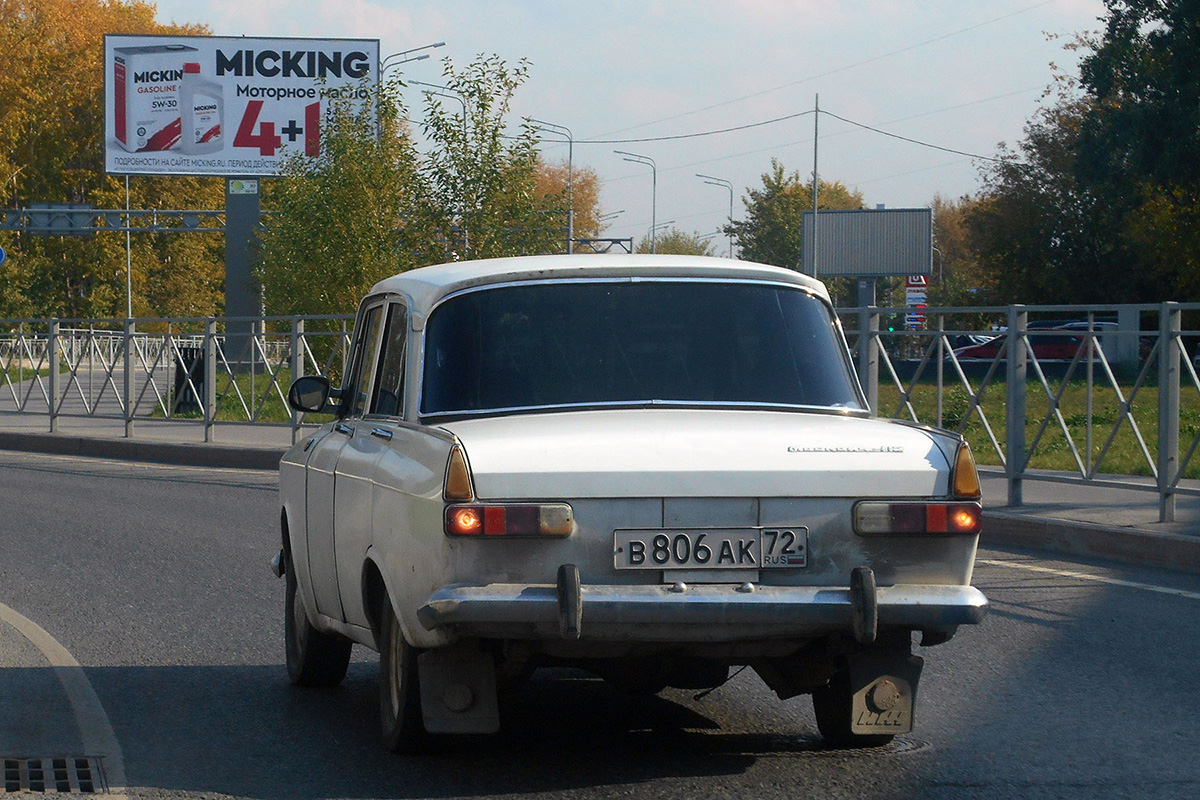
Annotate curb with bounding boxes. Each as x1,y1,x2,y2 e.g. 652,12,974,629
984,511,1200,575
0,430,284,471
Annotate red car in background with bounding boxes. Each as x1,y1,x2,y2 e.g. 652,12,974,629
951,322,1121,362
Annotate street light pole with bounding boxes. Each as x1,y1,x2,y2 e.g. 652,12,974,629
696,173,734,258
411,80,470,257
409,80,467,120
648,219,676,250
614,150,656,253
381,42,446,75
531,119,573,254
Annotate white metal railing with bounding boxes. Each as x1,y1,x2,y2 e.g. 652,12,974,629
4,304,1200,519
0,315,353,444
840,302,1200,522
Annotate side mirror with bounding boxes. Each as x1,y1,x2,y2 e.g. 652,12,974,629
287,375,333,414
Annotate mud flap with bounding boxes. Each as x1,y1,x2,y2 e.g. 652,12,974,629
417,646,500,734
847,651,923,735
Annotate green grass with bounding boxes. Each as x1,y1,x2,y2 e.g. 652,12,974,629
2,365,50,383
158,366,335,425
879,377,1200,477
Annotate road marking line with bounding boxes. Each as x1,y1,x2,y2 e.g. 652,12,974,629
0,603,127,799
977,558,1200,601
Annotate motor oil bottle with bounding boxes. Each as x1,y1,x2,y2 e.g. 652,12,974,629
179,62,223,154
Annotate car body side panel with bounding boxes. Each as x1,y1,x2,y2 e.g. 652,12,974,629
333,422,388,630
303,429,347,621
370,426,458,649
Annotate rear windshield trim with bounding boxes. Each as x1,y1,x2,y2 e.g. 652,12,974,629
417,277,863,421
422,398,870,425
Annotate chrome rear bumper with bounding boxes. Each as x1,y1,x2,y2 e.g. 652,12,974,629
417,581,988,642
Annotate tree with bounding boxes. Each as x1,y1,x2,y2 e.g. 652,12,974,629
256,78,424,317
725,159,864,270
0,0,223,319
533,158,603,248
926,194,994,306
1078,1,1200,192
417,56,558,260
634,228,717,256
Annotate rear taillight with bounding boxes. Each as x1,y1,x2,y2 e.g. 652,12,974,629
854,501,982,535
445,503,574,537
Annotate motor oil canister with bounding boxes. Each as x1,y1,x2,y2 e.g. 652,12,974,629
179,62,224,154
112,44,196,152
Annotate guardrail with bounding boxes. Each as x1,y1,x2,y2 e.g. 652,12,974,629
3,304,1199,519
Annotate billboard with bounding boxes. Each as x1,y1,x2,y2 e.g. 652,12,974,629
801,208,932,278
104,35,379,176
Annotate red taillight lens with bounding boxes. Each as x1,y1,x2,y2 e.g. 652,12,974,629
854,501,982,535
445,503,573,537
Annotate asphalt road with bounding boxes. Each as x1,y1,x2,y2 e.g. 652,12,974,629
2,449,1200,799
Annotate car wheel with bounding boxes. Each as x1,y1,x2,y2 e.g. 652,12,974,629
811,670,894,748
379,601,426,752
284,550,352,687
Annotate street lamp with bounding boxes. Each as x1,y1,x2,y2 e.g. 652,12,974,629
648,220,674,252
531,119,573,254
696,173,734,259
411,80,469,256
381,42,445,75
614,150,657,253
409,79,467,119
598,210,625,225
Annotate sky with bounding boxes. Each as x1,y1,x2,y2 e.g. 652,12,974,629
150,0,1108,252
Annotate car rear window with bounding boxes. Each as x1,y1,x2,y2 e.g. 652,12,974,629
420,280,863,417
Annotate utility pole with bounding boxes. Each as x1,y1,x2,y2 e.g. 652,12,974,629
811,94,820,278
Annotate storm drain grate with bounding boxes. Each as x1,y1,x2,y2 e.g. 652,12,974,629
1,757,105,794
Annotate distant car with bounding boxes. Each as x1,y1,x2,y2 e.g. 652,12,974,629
952,321,1147,362
276,255,987,752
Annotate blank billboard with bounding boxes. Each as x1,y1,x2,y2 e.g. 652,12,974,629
801,208,932,277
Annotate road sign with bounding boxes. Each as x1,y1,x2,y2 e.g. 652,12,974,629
0,246,6,266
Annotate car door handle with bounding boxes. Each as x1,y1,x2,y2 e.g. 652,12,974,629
335,423,353,436
370,428,393,441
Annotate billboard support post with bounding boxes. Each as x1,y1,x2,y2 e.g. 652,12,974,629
225,178,261,370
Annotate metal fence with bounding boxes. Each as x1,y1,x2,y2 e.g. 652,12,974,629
0,315,353,444
4,304,1200,519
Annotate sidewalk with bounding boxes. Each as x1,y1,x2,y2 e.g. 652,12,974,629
1,413,1198,573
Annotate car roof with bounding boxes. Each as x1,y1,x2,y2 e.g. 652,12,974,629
368,254,829,316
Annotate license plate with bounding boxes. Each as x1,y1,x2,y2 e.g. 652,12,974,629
613,527,808,570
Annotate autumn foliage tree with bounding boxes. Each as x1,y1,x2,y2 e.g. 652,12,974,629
533,158,603,250
0,0,223,319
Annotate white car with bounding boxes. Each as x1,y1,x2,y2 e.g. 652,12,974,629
276,255,987,752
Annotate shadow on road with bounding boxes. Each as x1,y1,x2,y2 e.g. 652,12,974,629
83,663,838,799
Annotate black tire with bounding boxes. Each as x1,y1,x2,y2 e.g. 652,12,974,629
379,601,426,752
811,670,894,748
284,551,352,687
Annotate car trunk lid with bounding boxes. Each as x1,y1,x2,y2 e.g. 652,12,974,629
439,408,948,500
